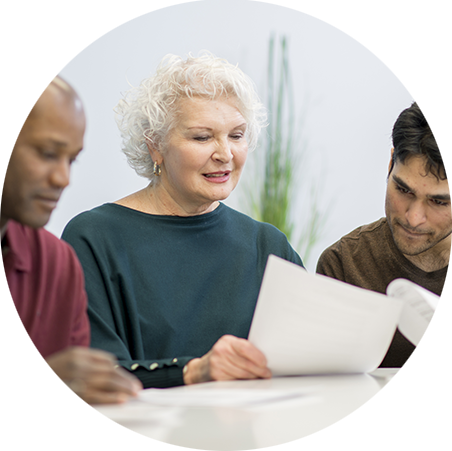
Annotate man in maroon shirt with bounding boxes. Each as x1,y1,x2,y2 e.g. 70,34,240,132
1,77,141,404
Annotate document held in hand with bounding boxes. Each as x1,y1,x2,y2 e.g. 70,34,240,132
248,255,439,376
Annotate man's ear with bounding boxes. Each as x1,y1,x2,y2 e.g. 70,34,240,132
388,147,395,175
146,140,163,165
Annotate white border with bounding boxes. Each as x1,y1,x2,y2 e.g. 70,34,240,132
1,1,450,449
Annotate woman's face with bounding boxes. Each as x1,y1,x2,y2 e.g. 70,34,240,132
153,96,248,215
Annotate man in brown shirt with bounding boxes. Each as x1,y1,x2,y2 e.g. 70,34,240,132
316,102,450,367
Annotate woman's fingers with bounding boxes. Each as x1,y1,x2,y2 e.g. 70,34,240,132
184,335,271,384
212,338,271,380
230,336,269,370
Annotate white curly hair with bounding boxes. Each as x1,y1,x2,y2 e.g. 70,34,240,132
114,52,267,181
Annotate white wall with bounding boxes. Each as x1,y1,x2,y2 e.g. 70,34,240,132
42,0,413,271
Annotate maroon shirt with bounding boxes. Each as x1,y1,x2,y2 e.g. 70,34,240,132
2,220,90,358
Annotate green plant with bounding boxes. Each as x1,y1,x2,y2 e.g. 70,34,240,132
244,34,328,267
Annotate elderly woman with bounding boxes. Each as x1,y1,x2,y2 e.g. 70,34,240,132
62,53,304,389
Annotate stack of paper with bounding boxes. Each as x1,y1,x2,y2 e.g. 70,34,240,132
248,255,438,375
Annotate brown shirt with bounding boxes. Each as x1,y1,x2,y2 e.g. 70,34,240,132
316,217,448,367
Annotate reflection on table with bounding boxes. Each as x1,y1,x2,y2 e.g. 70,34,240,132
95,368,398,450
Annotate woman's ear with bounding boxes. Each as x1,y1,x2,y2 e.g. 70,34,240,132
146,139,163,165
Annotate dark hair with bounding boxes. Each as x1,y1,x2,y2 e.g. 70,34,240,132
390,102,446,180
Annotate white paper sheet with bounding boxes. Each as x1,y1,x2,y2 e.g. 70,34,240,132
387,278,439,346
248,255,404,375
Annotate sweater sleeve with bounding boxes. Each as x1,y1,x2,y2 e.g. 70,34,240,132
287,243,304,268
257,220,305,269
62,213,194,388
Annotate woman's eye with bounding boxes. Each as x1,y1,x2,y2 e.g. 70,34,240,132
194,136,209,142
230,133,243,140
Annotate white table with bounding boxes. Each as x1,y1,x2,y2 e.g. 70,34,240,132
95,369,398,450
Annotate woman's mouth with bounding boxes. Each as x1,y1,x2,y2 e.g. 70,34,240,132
203,172,231,183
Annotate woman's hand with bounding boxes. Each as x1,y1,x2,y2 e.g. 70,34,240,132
183,335,271,385
46,346,143,404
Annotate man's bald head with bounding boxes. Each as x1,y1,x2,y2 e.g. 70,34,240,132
1,77,86,230
51,76,78,94
29,76,85,124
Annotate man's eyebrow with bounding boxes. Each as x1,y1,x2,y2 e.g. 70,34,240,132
41,138,68,147
393,175,450,201
392,175,413,192
428,193,451,201
40,138,84,157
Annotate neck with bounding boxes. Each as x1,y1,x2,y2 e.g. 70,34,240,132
403,235,451,272
145,183,219,217
114,184,219,217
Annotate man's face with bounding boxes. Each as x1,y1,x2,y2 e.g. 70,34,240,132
385,156,451,257
1,86,85,229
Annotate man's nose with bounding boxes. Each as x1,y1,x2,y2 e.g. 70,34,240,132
49,159,71,189
405,200,427,228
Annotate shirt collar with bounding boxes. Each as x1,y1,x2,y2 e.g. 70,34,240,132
3,220,32,272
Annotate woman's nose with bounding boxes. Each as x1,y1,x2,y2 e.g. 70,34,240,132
213,138,233,163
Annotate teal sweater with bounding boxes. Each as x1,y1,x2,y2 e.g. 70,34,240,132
62,203,303,388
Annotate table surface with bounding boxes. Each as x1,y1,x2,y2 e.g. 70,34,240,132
95,368,398,450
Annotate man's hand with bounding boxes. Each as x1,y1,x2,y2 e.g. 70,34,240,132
46,347,142,404
183,335,271,385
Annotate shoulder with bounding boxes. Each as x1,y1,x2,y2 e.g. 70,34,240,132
64,204,117,229
37,227,83,272
326,218,387,251
7,221,84,278
317,218,386,271
346,217,387,240
62,203,125,241
220,205,295,249
220,205,303,266
18,223,78,261
220,204,288,237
